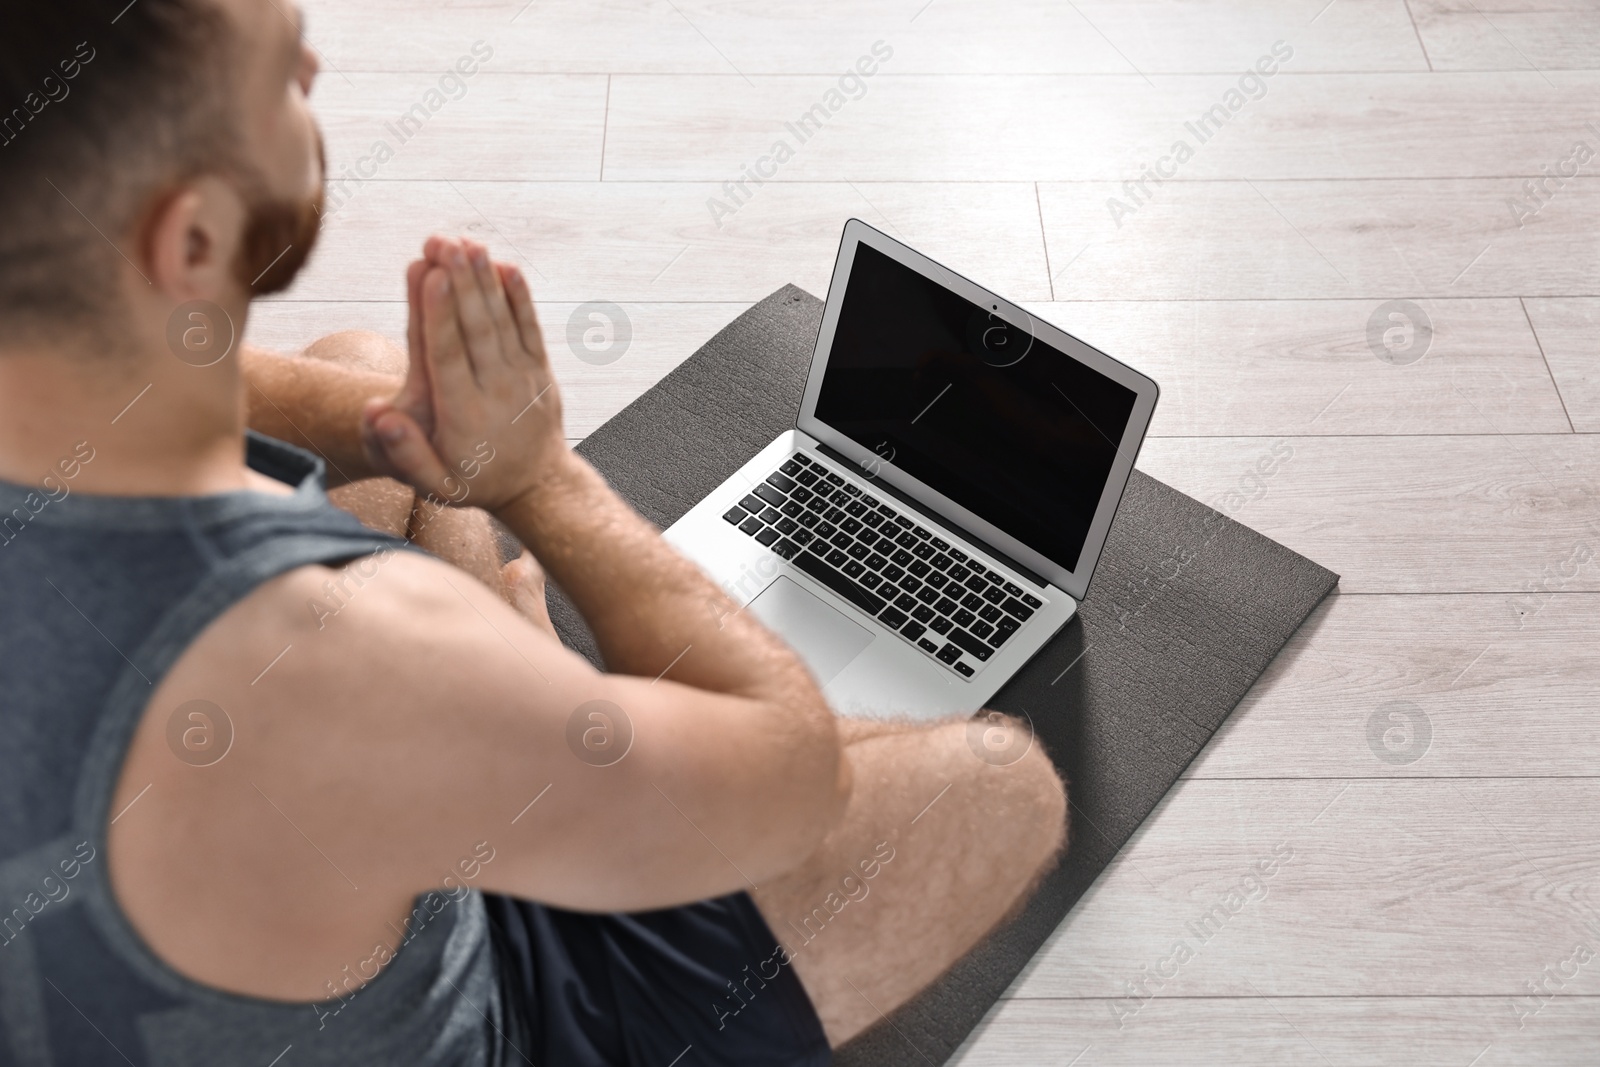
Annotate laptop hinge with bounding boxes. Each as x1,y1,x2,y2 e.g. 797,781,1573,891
813,442,1052,591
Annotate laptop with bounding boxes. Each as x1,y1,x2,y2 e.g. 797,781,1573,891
663,219,1159,720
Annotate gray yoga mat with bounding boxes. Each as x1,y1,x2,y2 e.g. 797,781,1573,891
545,285,1339,1065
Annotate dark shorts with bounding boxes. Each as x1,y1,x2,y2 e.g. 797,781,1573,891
482,891,831,1067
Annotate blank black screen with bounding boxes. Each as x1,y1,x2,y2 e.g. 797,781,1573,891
814,243,1138,572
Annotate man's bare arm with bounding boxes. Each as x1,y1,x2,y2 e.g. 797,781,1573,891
241,344,393,486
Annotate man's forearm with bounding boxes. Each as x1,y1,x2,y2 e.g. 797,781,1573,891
494,452,826,706
241,345,394,486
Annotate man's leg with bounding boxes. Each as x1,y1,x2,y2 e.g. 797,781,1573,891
265,331,548,625
750,713,1067,1047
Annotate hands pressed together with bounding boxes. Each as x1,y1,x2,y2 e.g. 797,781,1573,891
361,235,569,516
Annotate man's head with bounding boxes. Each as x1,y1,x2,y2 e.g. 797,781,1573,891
0,0,325,356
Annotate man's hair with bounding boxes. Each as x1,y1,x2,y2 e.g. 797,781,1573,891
0,0,236,343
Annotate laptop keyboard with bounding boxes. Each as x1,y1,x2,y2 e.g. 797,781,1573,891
721,451,1044,678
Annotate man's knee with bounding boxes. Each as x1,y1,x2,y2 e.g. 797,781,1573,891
301,329,406,377
964,713,1068,868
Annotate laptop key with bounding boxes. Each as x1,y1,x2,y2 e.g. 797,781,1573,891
824,472,844,486
816,522,837,538
894,592,918,612
918,637,940,654
930,554,952,571
843,483,862,497
948,629,993,661
861,572,883,590
961,592,985,611
1021,592,1043,609
774,539,800,560
825,507,847,523
866,553,888,570
797,512,820,529
900,576,923,595
862,512,885,529
740,494,765,514
793,529,814,546
935,597,959,616
953,608,977,628
843,560,866,578
893,515,913,529
895,531,919,549
953,661,975,677
912,526,932,540
841,517,862,535
931,536,950,551
908,559,931,578
978,603,1002,623
863,495,880,507
826,549,849,568
847,542,870,561
754,484,786,508
948,547,969,563
987,624,1013,648
739,516,764,536
936,643,963,665
900,620,927,642
845,501,867,518
912,604,935,623
982,585,1007,605
723,506,747,525
830,531,852,549
792,550,886,615
780,501,804,518
780,458,805,476
830,489,851,505
1002,597,1035,621
878,605,908,629
947,564,970,583
806,496,829,514
916,585,940,605
929,616,953,635
878,504,896,518
755,527,779,547
911,542,934,560
970,619,994,640
760,506,782,524
881,564,905,584
792,486,814,504
766,471,797,492
795,469,819,486
776,518,798,536
925,572,948,590
892,549,915,567
1003,580,1024,597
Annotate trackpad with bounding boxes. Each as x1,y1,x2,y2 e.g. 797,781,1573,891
749,576,875,686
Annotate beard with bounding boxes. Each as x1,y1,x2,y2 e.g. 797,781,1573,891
232,131,327,296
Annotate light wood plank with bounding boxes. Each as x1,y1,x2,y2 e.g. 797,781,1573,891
1133,434,1600,593
604,72,1596,182
1412,0,1600,72
269,180,1051,303
299,0,1424,75
1524,297,1600,432
950,995,1600,1066
1184,592,1600,778
1009,777,1600,997
1038,178,1600,300
1023,298,1569,436
243,300,746,437
312,73,606,185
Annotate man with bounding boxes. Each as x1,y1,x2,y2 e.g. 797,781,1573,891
0,1,1066,1063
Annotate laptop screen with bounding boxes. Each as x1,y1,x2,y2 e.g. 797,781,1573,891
812,242,1139,572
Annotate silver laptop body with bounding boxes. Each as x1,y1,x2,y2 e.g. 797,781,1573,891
664,219,1159,721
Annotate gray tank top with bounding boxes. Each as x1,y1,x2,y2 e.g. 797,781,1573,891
0,432,502,1066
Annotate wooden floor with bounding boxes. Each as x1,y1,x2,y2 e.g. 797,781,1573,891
248,2,1600,1062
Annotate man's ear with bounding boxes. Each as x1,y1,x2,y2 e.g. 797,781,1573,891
144,177,246,302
